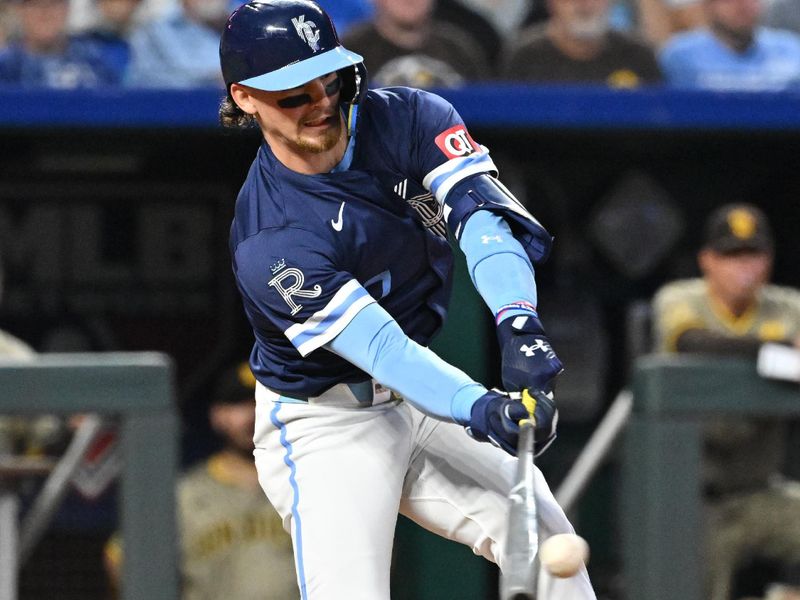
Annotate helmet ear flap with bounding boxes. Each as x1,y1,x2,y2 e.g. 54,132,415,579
338,63,368,105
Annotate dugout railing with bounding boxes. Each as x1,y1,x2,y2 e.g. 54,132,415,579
0,353,178,600
621,355,800,600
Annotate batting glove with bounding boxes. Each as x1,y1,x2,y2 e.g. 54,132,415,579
466,389,559,457
497,313,563,394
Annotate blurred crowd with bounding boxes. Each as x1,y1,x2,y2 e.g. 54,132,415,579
0,0,799,91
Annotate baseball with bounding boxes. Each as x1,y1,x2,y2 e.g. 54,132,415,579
539,534,590,578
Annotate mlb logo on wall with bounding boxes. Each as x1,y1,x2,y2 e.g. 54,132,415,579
435,126,480,159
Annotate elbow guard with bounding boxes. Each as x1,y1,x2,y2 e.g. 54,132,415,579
444,174,553,265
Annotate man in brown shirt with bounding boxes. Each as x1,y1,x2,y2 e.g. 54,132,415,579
502,0,662,86
343,0,489,88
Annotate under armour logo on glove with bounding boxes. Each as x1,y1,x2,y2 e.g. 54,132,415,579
497,313,563,393
520,339,553,357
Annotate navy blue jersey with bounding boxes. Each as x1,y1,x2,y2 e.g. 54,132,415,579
230,87,497,396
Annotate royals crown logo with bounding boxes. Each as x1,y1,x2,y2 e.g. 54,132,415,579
270,259,286,274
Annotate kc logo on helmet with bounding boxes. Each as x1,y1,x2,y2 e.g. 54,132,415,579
435,126,480,159
292,15,321,52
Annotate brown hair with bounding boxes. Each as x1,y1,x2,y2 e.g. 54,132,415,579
218,93,257,129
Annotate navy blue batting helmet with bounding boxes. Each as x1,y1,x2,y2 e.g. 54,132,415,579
220,1,366,102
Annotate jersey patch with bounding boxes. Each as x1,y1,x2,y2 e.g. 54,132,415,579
268,262,323,316
435,126,480,160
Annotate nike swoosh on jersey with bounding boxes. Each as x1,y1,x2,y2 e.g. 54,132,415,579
331,201,345,231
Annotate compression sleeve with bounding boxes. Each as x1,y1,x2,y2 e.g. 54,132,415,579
459,210,539,323
325,302,485,423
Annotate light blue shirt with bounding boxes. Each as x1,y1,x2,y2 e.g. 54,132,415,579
126,6,224,88
660,27,800,91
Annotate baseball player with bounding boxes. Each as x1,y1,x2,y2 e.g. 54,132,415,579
219,2,596,599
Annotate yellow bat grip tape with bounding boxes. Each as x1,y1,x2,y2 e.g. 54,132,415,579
520,389,537,427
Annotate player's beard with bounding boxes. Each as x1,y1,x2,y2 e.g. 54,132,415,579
295,115,344,154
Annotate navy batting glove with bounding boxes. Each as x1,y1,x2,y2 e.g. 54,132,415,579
466,389,559,457
497,314,564,393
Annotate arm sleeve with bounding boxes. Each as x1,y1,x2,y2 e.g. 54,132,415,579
458,210,538,323
234,228,372,356
325,302,486,424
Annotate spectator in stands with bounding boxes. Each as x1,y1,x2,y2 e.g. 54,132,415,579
105,361,298,600
75,0,143,82
501,0,662,86
125,0,229,87
0,2,16,49
342,0,489,88
430,0,509,67
456,0,535,36
320,0,374,36
659,0,800,90
0,0,120,87
763,0,800,36
636,0,706,46
652,203,800,600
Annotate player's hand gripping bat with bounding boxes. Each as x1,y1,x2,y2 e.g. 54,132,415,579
500,389,542,600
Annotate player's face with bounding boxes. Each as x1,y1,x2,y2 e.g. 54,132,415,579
232,73,345,169
700,248,772,308
210,399,257,456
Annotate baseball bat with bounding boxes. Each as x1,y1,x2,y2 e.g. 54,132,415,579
500,390,540,600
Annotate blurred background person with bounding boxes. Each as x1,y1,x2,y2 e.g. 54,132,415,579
434,0,538,66
105,360,298,600
319,0,374,36
652,203,800,600
68,0,166,32
342,0,489,88
762,0,800,35
74,0,144,84
0,0,120,87
659,0,800,90
501,0,662,86
636,0,706,46
125,0,230,87
0,0,16,48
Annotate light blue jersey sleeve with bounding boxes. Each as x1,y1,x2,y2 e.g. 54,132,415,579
325,302,485,424
459,210,539,323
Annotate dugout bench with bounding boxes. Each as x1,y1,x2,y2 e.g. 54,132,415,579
0,353,178,600
622,355,800,600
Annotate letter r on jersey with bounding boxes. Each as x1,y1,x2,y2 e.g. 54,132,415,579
268,267,322,316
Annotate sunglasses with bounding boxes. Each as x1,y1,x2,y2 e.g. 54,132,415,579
277,76,342,109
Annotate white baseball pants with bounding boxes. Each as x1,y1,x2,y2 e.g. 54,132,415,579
253,386,595,600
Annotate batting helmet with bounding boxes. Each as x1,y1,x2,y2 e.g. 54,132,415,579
219,1,366,104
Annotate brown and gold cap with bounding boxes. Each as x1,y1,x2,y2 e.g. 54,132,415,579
703,203,774,254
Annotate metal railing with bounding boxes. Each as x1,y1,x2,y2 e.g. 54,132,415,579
621,355,800,600
0,353,178,600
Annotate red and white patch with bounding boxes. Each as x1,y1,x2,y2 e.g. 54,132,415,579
434,126,480,159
